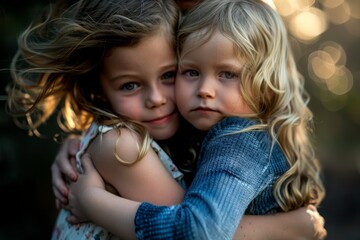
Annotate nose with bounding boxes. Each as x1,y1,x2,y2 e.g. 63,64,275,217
198,77,215,99
145,85,167,108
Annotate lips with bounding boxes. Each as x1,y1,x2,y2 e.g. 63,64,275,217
192,106,217,112
143,112,175,125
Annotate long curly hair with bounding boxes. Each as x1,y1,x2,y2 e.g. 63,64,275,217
7,0,179,161
177,0,325,210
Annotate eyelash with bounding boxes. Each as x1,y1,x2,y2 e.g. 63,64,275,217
161,71,176,82
120,82,139,91
182,70,239,79
183,70,199,77
119,70,176,91
220,71,238,79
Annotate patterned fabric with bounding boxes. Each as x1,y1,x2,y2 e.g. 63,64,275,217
134,117,289,240
51,122,184,240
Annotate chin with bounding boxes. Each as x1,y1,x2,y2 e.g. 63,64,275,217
190,122,212,131
151,128,178,141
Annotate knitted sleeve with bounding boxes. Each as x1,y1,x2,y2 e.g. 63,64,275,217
135,117,274,240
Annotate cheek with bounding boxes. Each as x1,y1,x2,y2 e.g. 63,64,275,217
175,90,187,112
164,85,176,103
175,80,191,103
112,100,143,120
228,94,254,115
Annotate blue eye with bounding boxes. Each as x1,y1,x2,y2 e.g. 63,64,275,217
162,71,176,82
120,82,139,91
184,70,199,77
220,71,238,79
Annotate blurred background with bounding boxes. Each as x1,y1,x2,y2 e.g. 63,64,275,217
0,0,359,239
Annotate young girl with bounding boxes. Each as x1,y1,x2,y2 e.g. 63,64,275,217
7,0,326,239
64,0,326,239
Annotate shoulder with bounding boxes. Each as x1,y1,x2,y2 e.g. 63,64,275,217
199,117,273,170
204,117,269,147
89,126,146,166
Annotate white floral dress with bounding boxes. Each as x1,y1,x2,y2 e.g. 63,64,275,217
51,122,184,240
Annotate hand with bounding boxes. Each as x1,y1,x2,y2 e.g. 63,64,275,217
66,154,106,224
307,205,327,240
51,135,81,209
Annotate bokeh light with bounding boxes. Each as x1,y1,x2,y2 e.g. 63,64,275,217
268,0,358,113
290,8,327,42
1,1,359,239
308,41,353,96
323,1,351,24
347,0,360,19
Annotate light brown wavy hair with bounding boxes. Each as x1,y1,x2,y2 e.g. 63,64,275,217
7,0,179,162
177,0,325,210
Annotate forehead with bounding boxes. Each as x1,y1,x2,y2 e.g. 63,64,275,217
183,30,247,61
101,33,176,79
182,32,234,56
179,32,245,70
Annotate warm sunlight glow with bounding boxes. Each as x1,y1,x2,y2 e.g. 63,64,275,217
319,0,344,8
262,0,276,9
348,0,360,19
308,42,353,96
289,8,327,42
324,2,351,24
309,50,336,81
321,42,346,66
273,1,298,16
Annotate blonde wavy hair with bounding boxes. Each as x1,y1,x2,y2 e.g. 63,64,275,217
177,0,325,210
7,0,179,162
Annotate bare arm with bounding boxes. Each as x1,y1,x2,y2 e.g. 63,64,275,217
64,128,326,239
68,155,326,240
237,206,327,240
67,128,185,239
88,128,185,205
67,154,140,239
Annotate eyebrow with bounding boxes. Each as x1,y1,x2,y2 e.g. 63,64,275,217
107,72,138,82
108,61,178,82
179,60,243,70
161,61,178,70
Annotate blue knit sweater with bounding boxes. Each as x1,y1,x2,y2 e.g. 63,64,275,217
135,117,289,239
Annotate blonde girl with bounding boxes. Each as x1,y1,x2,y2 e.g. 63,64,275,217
64,0,326,239
7,0,326,239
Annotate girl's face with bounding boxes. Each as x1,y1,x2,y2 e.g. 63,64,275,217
100,33,179,140
176,32,253,131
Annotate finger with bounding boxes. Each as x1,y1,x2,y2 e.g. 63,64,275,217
55,198,69,210
62,204,71,212
54,137,80,180
51,164,69,197
315,227,327,240
81,154,95,173
307,204,316,212
66,214,81,225
52,184,68,204
68,138,81,156
55,199,61,210
69,156,79,178
59,202,69,209
320,229,327,240
59,156,78,181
